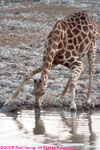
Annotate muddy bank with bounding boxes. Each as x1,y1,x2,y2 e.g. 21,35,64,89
0,1,100,111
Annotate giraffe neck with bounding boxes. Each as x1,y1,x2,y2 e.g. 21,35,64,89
41,53,54,83
41,43,56,83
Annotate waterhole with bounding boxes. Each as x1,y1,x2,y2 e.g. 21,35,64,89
0,110,100,150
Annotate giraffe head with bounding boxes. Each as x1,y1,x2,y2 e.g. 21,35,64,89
34,79,45,109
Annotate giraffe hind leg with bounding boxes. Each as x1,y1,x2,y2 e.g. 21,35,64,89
86,44,96,108
70,61,83,111
60,77,71,102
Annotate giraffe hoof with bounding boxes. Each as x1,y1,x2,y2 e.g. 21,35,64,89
70,102,77,111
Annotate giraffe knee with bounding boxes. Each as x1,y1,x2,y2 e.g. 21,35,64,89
70,82,77,89
93,66,96,75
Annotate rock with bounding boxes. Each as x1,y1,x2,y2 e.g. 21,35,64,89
49,70,59,79
92,13,98,17
23,85,31,92
78,80,88,88
0,63,6,69
0,49,11,59
80,4,88,8
96,64,100,73
47,79,55,88
77,93,87,101
77,85,83,93
54,79,62,84
0,80,11,87
76,100,83,108
50,84,63,90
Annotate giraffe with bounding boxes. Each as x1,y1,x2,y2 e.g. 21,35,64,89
4,11,98,111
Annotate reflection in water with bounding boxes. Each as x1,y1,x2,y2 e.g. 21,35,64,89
0,109,100,149
33,109,45,135
60,111,96,149
87,114,96,150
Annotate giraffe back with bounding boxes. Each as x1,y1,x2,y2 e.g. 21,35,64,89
43,11,98,68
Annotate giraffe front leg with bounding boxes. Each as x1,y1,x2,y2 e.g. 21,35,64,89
60,77,71,102
70,60,83,111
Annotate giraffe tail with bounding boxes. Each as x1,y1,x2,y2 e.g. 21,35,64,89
4,67,42,106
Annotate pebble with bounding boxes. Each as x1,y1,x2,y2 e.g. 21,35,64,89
78,80,88,88
0,63,6,69
47,79,55,88
23,85,31,92
49,70,59,79
0,49,11,59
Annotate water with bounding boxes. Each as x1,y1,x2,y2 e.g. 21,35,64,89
0,109,100,150
0,0,99,4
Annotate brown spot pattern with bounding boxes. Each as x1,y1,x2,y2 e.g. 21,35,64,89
72,51,77,56
68,39,73,43
68,57,75,63
61,22,66,31
58,55,64,59
85,38,89,44
47,55,52,62
52,43,57,49
73,37,77,45
64,62,70,68
72,28,79,35
80,16,86,20
77,35,83,44
67,45,74,50
75,18,79,22
83,26,88,32
77,25,81,30
58,42,63,49
89,25,93,30
50,51,54,58
65,51,71,58
79,43,84,53
54,30,60,35
45,62,50,69
72,22,76,27
67,29,73,38
81,31,86,38
63,41,66,47
88,31,92,40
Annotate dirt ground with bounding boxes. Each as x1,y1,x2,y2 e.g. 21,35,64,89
0,1,100,111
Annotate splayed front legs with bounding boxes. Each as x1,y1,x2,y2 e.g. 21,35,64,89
4,67,42,106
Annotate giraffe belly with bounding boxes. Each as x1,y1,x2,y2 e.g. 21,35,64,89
53,51,71,68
